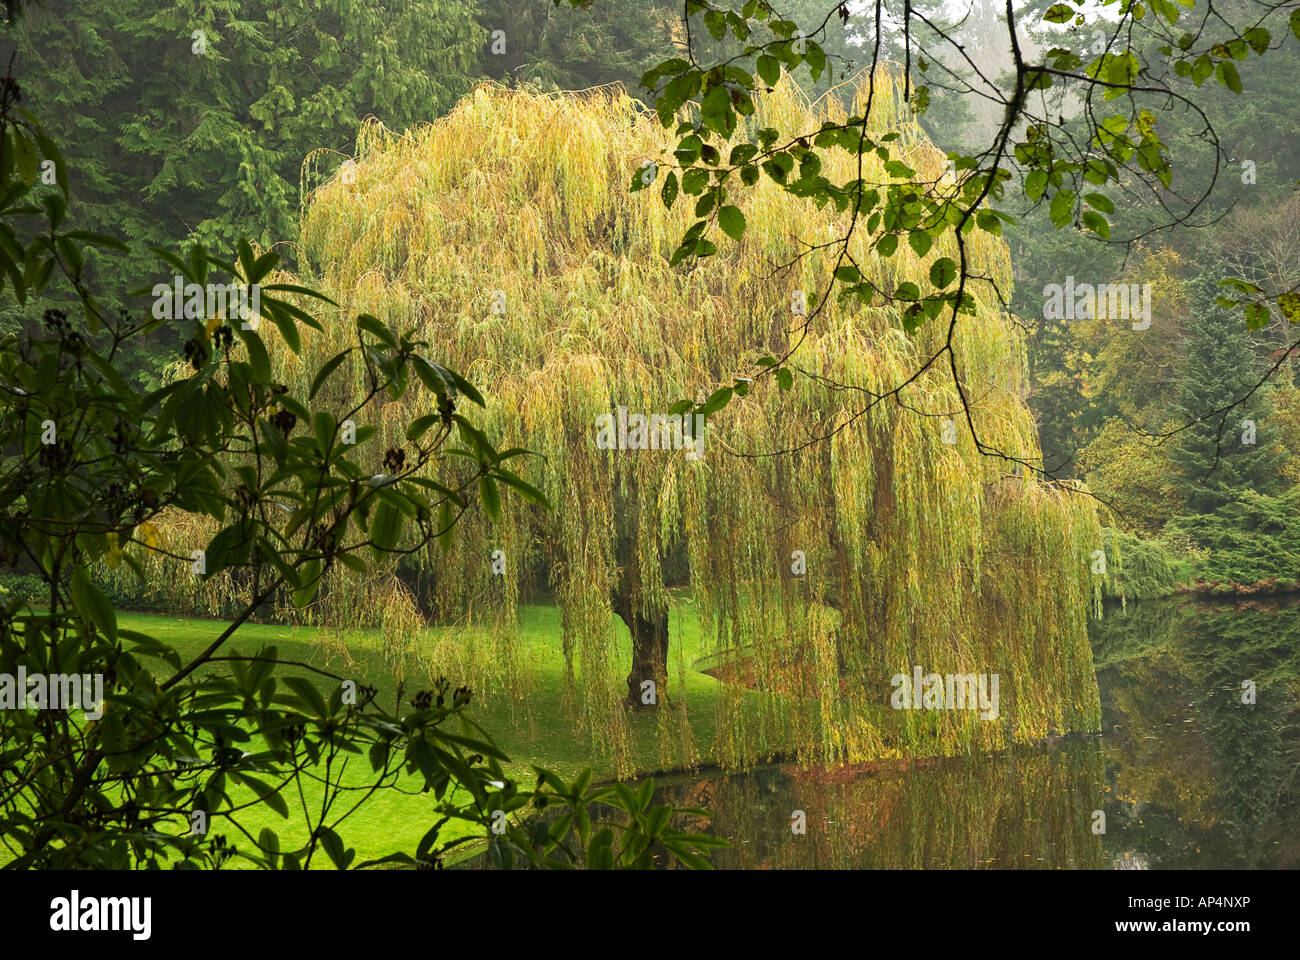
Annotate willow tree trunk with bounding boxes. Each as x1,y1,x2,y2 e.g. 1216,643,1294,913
614,593,669,708
610,484,668,708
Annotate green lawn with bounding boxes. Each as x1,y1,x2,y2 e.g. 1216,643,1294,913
103,595,733,867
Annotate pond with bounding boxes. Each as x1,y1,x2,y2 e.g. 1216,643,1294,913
642,597,1300,869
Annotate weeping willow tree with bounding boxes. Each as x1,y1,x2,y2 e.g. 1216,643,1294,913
127,70,1103,774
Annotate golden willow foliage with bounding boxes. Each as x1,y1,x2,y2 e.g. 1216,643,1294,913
100,466,429,680
135,71,1104,774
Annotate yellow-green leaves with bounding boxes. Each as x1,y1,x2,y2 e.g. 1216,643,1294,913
1149,0,1180,25
1043,3,1074,24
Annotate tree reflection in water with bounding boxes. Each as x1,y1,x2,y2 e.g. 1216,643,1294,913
646,599,1300,869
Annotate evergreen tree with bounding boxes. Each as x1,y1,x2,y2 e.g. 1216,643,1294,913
1166,275,1287,513
476,0,677,100
1,0,484,374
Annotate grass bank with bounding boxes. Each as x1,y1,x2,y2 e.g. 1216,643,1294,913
97,597,732,867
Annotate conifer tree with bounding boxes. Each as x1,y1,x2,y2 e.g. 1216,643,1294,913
2,0,483,354
1166,276,1287,514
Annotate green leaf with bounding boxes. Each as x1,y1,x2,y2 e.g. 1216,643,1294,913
805,42,826,81
258,828,281,864
247,251,280,284
371,501,403,553
701,84,733,138
313,411,336,459
1083,193,1114,214
62,230,129,253
239,776,289,819
309,350,350,400
266,308,301,354
444,366,485,407
151,245,195,282
437,500,456,553
700,386,735,417
283,676,329,718
1244,302,1269,330
1216,60,1242,94
317,827,354,870
1217,278,1264,295
259,538,301,589
1049,189,1075,228
775,368,793,391
975,211,1002,236
704,9,726,40
1191,53,1213,86
1149,0,1179,25
493,469,551,510
406,414,441,441
661,170,678,209
356,313,395,348
238,328,272,383
718,205,746,241
479,475,501,521
1081,210,1110,239
1043,3,1074,23
589,828,615,869
908,231,932,257
761,152,793,184
929,258,957,289
756,54,780,86
1244,27,1270,55
876,234,898,257
13,131,38,185
292,558,321,607
203,524,247,577
261,283,338,306
70,567,117,643
336,553,368,574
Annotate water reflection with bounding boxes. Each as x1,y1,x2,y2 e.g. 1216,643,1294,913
649,599,1300,869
